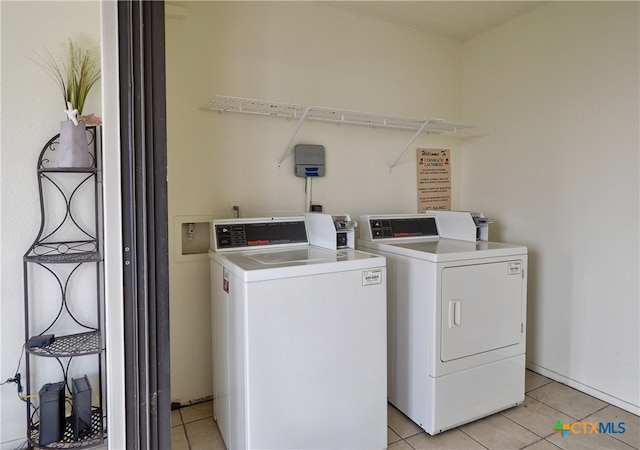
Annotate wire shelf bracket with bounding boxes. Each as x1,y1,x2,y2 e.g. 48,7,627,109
201,95,480,171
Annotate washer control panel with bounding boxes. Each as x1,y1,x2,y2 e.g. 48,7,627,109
213,217,308,251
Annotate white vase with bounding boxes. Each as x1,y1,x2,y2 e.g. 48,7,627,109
58,121,91,167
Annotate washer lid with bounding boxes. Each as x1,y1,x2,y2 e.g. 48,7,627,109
210,247,385,281
245,247,347,265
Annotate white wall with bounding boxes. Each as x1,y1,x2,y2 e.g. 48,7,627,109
461,2,639,413
0,2,101,447
165,2,465,404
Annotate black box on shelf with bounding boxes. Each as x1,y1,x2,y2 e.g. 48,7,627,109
38,381,65,445
72,375,92,439
27,334,55,348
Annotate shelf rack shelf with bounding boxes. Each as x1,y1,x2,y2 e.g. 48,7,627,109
201,94,479,171
28,407,104,449
26,332,101,358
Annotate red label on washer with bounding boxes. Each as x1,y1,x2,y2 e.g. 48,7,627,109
223,268,230,293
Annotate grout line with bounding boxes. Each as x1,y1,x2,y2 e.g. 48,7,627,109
523,437,564,450
404,430,424,439
524,373,555,394
579,402,610,421
546,438,565,449
529,400,579,421
387,427,403,445
177,410,195,450
402,438,415,449
525,381,584,421
519,437,545,450
525,381,553,396
457,427,491,449
177,423,191,450
500,410,545,439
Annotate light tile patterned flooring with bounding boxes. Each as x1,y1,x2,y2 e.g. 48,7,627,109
171,370,639,450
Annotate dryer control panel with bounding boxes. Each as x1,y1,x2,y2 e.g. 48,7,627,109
362,215,438,241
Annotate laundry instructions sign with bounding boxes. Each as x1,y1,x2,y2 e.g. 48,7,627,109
417,148,451,212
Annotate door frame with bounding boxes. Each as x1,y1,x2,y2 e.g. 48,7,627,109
101,1,171,448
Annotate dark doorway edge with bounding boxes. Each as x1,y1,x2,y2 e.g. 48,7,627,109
118,1,171,448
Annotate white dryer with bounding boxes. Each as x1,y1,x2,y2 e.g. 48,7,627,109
209,216,387,450
358,212,527,435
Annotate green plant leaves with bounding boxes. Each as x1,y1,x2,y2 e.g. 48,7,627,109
31,38,100,117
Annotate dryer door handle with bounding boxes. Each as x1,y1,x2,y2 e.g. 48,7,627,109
448,300,462,327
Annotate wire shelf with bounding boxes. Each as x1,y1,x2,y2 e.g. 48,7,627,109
202,95,476,134
24,240,100,263
28,407,104,449
201,95,480,170
27,332,101,357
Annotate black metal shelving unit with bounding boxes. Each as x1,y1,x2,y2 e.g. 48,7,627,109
23,126,105,449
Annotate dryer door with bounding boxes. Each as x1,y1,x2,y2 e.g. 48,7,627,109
440,260,524,362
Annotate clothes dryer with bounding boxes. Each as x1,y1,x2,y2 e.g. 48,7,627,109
209,216,387,449
358,212,527,435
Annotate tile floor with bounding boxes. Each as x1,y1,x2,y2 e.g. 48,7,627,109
171,370,639,450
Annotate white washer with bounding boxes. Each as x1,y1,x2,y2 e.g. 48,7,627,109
209,216,387,450
358,212,528,435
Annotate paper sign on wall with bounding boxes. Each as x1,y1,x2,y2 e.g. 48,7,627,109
417,148,451,212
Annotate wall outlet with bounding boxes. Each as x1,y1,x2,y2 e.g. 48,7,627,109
229,201,241,218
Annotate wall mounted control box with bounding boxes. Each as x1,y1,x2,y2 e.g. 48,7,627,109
294,144,325,177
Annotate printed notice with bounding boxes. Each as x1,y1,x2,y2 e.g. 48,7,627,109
362,269,382,286
417,148,451,212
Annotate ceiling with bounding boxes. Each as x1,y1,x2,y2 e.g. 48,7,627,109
323,1,547,42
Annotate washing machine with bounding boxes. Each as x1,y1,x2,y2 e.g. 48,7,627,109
358,212,527,435
209,216,387,450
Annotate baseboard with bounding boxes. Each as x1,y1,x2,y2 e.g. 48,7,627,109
171,395,214,410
